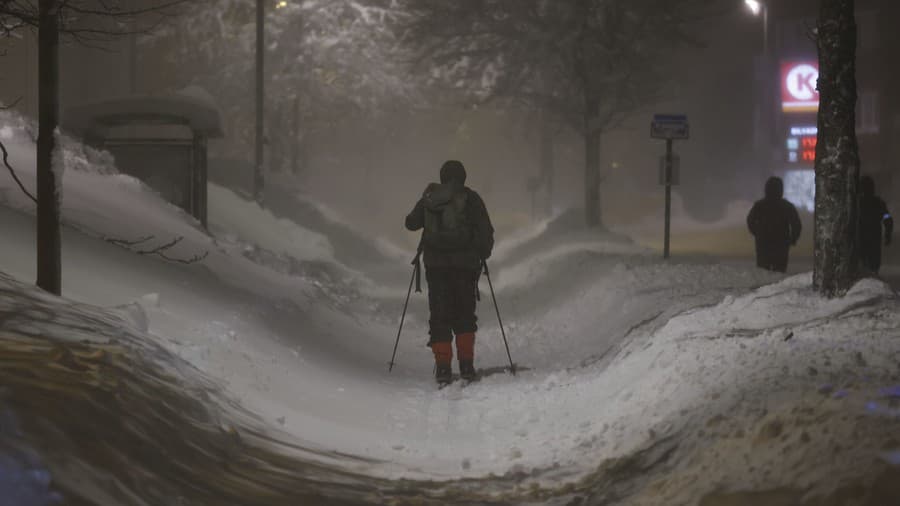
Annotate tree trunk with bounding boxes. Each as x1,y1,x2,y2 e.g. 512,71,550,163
291,95,300,175
576,12,602,229
36,0,61,295
583,129,601,227
253,0,265,204
813,0,859,297
128,0,138,94
539,108,555,216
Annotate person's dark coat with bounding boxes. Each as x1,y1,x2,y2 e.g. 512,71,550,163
404,161,494,271
747,177,802,273
858,176,893,274
405,160,494,344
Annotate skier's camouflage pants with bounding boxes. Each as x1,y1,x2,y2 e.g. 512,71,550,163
425,266,479,345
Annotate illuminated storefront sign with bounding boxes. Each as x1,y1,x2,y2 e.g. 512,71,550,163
786,125,817,164
781,61,820,113
790,126,818,136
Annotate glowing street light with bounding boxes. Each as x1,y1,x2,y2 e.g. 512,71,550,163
745,0,762,16
743,0,768,55
276,0,288,8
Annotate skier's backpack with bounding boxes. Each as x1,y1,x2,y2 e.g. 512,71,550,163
422,182,471,250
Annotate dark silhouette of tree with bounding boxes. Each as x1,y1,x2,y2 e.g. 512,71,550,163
0,0,185,295
813,0,859,296
161,0,414,184
36,0,61,295
402,0,712,227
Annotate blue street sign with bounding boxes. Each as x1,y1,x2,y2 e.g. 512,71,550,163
651,114,690,140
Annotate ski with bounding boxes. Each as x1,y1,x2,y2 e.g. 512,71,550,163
436,372,486,389
435,365,522,389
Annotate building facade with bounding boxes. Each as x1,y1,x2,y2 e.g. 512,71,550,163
757,0,900,210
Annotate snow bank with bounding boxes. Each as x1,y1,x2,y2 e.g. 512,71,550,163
0,110,210,248
0,270,407,505
0,110,370,309
535,274,900,504
492,207,638,266
258,173,409,283
335,260,900,505
208,183,334,263
656,273,891,339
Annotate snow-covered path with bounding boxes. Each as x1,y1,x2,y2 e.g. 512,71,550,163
0,201,779,482
3,114,900,504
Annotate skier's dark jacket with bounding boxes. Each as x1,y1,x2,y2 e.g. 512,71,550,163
405,161,494,271
747,177,802,247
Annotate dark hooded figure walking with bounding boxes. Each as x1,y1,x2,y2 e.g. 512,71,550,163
858,175,893,274
405,160,494,385
747,176,802,273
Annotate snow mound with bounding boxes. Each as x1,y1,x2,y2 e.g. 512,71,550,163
0,110,371,309
0,270,457,505
208,183,334,263
367,258,900,505
656,273,894,341
569,275,900,505
110,301,149,333
492,207,638,267
259,173,408,280
2,111,117,176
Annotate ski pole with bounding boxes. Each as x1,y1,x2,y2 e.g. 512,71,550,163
483,260,515,375
389,250,421,372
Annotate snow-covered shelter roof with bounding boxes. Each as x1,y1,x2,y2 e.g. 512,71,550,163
63,87,224,138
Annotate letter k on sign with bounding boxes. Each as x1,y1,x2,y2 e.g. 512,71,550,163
782,61,820,113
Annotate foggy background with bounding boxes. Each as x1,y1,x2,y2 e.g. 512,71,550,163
1,0,893,255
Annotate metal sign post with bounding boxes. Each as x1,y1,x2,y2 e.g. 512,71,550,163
651,114,689,260
664,139,673,259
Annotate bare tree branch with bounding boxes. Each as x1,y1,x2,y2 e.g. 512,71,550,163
0,96,22,109
0,0,190,42
134,235,182,255
104,234,153,247
156,249,208,264
105,234,209,264
0,137,38,204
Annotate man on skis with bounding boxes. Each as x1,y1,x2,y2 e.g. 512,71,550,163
405,160,494,385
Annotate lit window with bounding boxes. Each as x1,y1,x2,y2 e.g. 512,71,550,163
783,170,815,212
857,91,879,135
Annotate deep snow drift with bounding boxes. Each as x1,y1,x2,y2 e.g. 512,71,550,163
2,112,900,504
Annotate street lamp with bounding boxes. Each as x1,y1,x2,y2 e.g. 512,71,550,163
744,0,773,171
255,0,265,203
744,0,768,55
745,0,762,16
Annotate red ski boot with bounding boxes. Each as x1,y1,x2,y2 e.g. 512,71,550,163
456,332,476,381
431,341,453,385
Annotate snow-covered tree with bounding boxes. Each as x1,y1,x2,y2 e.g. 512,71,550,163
813,0,860,296
159,0,414,174
402,0,712,228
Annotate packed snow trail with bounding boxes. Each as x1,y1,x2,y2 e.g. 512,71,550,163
4,247,900,505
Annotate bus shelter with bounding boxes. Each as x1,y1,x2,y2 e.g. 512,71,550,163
63,88,223,228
